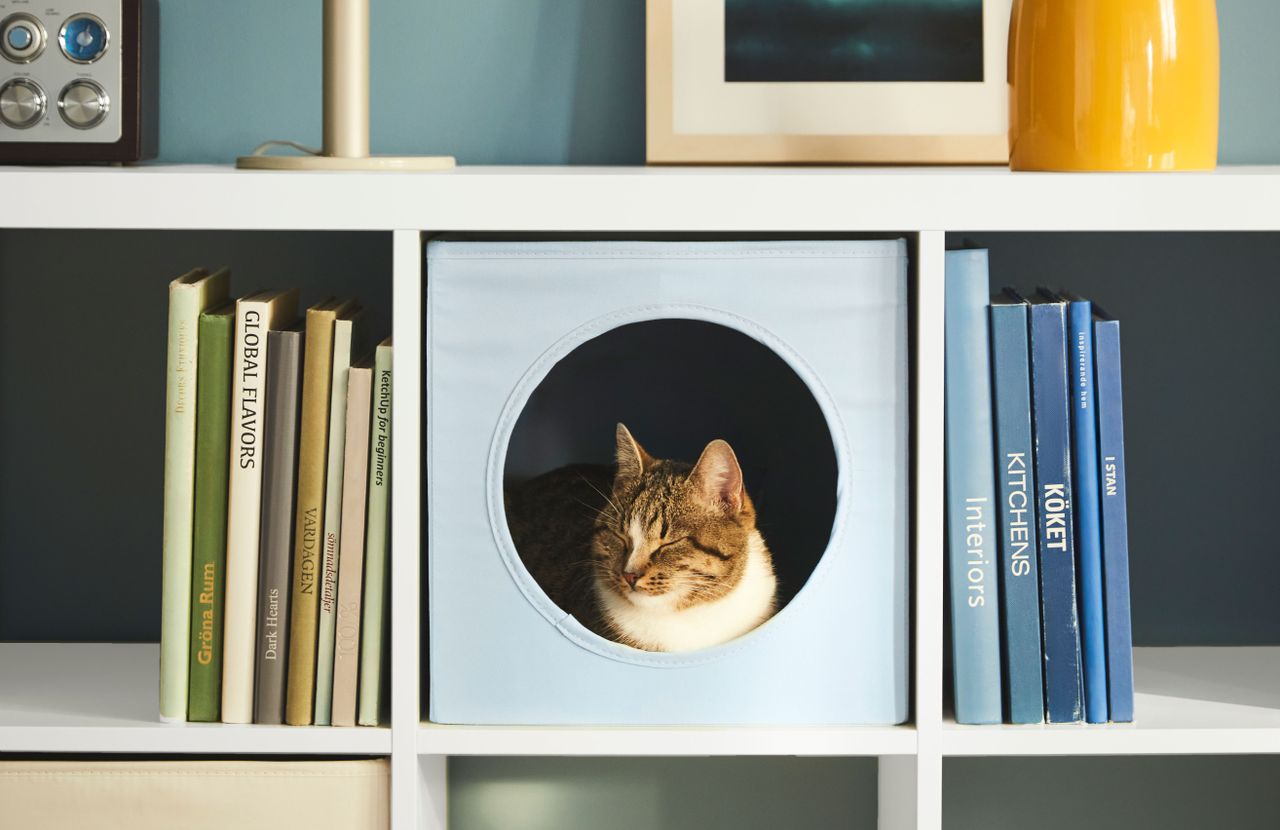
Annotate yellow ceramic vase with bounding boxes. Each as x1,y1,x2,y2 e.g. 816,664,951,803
1009,0,1220,171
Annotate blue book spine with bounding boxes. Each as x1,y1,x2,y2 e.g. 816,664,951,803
1029,297,1084,723
1068,300,1108,723
944,250,1003,725
1095,318,1134,722
990,300,1045,725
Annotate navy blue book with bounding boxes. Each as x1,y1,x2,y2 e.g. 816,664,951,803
1066,295,1108,723
989,291,1045,725
1028,290,1084,723
1095,312,1135,722
944,250,1003,725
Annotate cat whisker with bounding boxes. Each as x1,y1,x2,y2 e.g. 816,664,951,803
576,473,622,517
567,496,618,524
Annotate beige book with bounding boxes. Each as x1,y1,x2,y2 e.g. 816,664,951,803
160,267,229,722
315,308,367,726
221,288,300,724
331,357,374,727
358,338,392,726
286,297,357,725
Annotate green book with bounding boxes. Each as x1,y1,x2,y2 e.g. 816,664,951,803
357,338,392,726
187,302,235,722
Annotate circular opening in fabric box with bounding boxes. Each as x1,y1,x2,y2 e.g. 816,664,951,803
500,318,838,655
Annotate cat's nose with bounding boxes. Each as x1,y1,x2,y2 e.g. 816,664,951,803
623,570,641,589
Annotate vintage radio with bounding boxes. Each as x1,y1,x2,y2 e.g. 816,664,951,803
0,0,156,162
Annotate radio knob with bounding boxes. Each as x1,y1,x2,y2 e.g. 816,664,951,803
0,78,46,129
1,13,47,63
58,79,109,129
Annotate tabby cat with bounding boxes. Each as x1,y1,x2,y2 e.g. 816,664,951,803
505,424,778,652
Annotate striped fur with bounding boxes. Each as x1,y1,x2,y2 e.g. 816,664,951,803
506,424,778,652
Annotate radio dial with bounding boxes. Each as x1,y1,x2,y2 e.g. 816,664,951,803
0,78,46,129
59,14,109,64
59,80,109,129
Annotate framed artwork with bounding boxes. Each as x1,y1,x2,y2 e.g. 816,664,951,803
646,0,1013,164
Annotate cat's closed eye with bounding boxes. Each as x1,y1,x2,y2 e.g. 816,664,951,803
653,537,689,555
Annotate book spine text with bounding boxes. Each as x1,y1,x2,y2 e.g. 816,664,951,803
990,302,1045,724
1095,319,1135,722
1030,299,1085,723
187,307,234,722
943,251,1003,725
358,341,393,727
1069,300,1108,723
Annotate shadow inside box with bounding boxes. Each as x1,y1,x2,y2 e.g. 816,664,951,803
1136,647,1280,712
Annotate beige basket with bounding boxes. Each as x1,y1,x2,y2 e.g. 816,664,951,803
0,759,388,830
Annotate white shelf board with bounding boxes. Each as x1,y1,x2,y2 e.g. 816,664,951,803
418,722,916,757
942,647,1280,756
1,164,1279,232
0,642,390,754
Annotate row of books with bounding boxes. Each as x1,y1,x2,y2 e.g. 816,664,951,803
945,249,1134,725
159,268,393,726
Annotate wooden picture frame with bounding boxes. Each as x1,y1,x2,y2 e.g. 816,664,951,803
646,0,1012,164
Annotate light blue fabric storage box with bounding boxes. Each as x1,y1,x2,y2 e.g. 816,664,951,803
427,240,910,725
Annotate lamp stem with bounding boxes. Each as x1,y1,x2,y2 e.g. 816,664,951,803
323,0,370,159
238,0,453,170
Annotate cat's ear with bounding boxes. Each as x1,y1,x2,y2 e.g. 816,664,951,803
615,423,655,483
690,439,744,515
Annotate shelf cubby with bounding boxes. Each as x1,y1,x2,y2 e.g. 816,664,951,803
938,231,1280,751
0,233,396,746
944,754,1280,830
447,756,880,830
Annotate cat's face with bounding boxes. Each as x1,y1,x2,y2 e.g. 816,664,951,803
591,424,758,611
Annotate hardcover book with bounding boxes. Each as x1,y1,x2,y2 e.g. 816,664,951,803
1029,290,1085,723
286,298,358,725
332,356,374,727
254,325,305,725
187,301,236,722
1095,313,1135,723
222,288,300,724
989,291,1045,725
1066,295,1108,724
315,308,368,726
359,338,393,727
943,251,1003,725
160,267,229,722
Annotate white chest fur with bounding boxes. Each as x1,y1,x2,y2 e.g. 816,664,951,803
598,532,777,651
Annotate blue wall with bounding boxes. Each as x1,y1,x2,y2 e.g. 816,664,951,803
160,0,1277,165
161,0,644,165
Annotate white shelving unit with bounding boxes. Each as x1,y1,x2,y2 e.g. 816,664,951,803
1,165,1278,830
0,642,391,755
